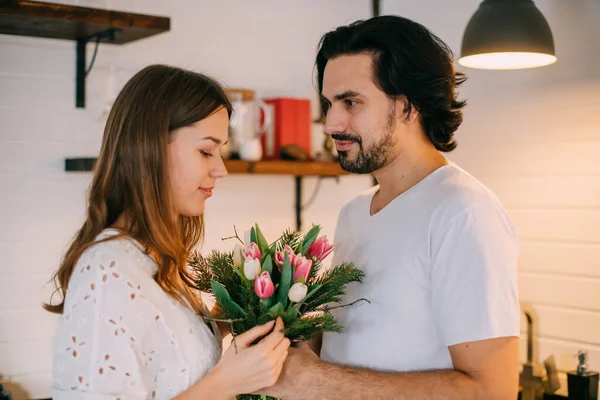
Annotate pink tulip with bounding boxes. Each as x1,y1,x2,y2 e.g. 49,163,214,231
244,242,262,260
306,236,334,260
254,271,275,299
293,255,312,283
275,245,296,267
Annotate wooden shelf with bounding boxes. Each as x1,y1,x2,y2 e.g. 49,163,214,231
0,0,170,44
65,158,347,177
64,158,347,231
0,1,170,108
224,160,347,177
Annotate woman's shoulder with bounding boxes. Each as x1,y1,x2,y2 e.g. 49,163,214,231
76,229,157,277
66,230,158,301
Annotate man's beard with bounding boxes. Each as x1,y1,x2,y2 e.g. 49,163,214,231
332,108,397,174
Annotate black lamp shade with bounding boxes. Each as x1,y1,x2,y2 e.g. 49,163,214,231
459,0,556,69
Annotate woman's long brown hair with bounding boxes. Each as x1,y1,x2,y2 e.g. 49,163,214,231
44,64,232,315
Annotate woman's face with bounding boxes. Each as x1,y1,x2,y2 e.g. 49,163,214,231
167,107,229,217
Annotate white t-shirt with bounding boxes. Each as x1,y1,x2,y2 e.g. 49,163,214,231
52,229,221,399
320,163,520,372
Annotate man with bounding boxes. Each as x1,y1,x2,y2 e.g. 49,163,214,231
261,15,520,400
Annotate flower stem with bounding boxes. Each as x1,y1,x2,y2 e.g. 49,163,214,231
221,225,244,244
324,297,370,311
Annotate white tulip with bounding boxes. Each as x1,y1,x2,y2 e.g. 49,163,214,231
243,257,262,280
232,243,244,268
244,230,252,249
288,282,308,303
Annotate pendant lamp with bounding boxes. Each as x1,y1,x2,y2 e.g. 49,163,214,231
458,0,557,70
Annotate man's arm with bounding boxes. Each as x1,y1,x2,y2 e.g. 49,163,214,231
264,335,519,400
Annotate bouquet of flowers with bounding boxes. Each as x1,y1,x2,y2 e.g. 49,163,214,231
189,223,366,400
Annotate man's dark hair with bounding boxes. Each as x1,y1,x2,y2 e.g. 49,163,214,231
316,15,467,152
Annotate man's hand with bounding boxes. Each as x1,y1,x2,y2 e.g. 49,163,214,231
256,341,322,400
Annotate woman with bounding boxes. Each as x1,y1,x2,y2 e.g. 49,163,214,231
45,64,290,399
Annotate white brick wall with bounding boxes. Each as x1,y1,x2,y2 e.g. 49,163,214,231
1,0,599,398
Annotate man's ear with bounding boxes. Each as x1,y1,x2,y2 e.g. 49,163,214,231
406,104,420,124
396,96,419,124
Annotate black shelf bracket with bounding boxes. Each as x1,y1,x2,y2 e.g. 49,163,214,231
76,28,117,108
295,176,303,231
372,0,380,17
295,175,345,232
65,157,97,171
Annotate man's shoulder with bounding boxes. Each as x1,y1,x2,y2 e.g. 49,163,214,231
431,165,517,242
433,164,505,215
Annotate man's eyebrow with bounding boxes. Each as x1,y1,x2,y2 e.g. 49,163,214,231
321,90,363,103
334,90,363,101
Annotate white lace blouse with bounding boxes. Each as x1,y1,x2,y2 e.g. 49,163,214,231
52,229,222,399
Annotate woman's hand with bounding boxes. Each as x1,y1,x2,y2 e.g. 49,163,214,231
201,317,290,399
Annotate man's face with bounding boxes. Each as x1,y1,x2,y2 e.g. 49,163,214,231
321,53,403,174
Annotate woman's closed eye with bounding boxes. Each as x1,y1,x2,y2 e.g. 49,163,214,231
199,150,213,157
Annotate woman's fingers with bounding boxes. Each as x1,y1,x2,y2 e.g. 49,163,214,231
234,319,276,348
257,318,285,349
272,336,291,357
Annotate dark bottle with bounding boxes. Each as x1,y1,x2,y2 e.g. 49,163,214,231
567,350,599,400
